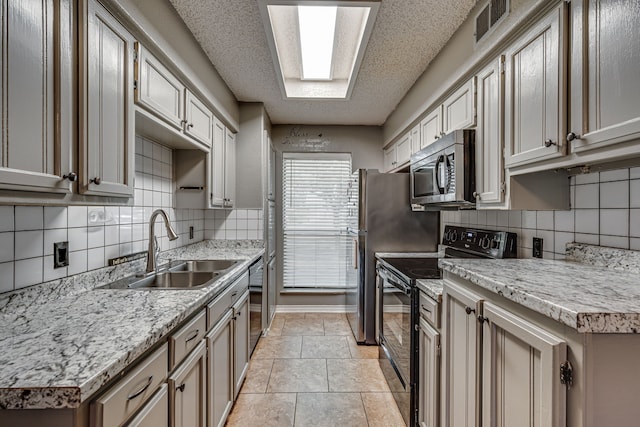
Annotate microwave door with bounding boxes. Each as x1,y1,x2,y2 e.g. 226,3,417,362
413,161,439,198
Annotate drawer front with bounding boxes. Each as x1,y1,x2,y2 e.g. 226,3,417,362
230,271,249,306
124,383,168,427
170,309,207,369
91,343,168,427
207,271,249,330
419,291,440,328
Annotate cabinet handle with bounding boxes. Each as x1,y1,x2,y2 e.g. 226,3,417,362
127,376,153,400
63,172,77,182
176,383,186,393
440,131,446,136
188,123,194,128
477,315,488,324
544,139,556,147
566,132,580,142
472,191,480,200
185,329,200,343
434,135,439,140
464,306,475,315
421,304,432,313
90,177,101,185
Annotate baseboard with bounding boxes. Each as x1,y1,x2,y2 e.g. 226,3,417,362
275,305,348,313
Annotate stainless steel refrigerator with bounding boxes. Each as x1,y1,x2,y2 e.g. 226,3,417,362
346,170,439,344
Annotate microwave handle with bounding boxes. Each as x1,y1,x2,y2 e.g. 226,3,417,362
435,155,445,194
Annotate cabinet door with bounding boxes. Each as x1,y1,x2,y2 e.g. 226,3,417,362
475,57,505,207
420,107,442,149
135,44,185,130
169,341,207,427
383,145,396,172
570,0,640,153
233,291,250,398
443,77,476,134
418,317,440,427
481,302,567,427
410,124,422,155
0,0,72,193
395,132,412,167
81,0,135,196
185,90,214,147
224,129,236,207
210,118,225,207
206,311,233,427
504,3,567,168
267,257,276,326
441,282,483,427
125,384,169,427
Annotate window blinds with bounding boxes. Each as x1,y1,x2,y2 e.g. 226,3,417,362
282,153,352,289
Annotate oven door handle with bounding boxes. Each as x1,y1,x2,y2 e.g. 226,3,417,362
379,269,411,295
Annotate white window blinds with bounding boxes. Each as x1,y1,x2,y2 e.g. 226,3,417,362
282,153,352,289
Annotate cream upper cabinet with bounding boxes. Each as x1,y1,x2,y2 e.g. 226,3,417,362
209,118,236,207
569,0,640,154
504,3,568,168
475,57,506,208
442,77,476,135
420,107,442,149
185,91,214,147
383,145,396,172
0,0,73,194
395,132,412,166
410,124,422,154
80,0,135,197
135,43,185,130
481,302,567,427
169,341,207,427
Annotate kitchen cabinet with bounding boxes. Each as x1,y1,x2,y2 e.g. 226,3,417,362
0,0,73,194
569,0,640,155
168,340,207,427
80,0,135,197
210,118,236,207
410,124,421,155
383,132,411,172
125,384,169,427
474,57,506,208
232,290,250,398
135,44,213,150
420,107,442,149
442,77,476,135
169,310,207,370
267,256,276,328
206,311,233,427
442,280,567,427
417,310,440,427
504,2,567,168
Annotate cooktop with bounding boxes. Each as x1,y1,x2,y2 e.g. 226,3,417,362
379,257,441,280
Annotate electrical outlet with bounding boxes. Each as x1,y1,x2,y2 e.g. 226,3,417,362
533,237,543,258
54,242,69,268
189,226,194,240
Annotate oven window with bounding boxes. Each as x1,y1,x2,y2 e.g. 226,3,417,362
413,164,437,198
381,278,412,382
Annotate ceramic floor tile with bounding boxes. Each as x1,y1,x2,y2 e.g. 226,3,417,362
327,359,390,392
253,336,302,359
240,358,274,393
226,393,296,427
304,312,347,321
301,336,351,359
323,318,353,336
267,359,328,392
267,316,285,337
276,313,307,320
294,393,368,427
361,392,406,427
347,339,380,359
281,318,325,336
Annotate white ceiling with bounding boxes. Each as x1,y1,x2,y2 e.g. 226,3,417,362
168,0,477,126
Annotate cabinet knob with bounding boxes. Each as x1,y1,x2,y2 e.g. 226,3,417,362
434,135,440,140
473,191,480,200
566,132,580,142
477,315,489,324
465,306,475,315
63,172,77,182
188,123,194,128
90,177,101,185
176,383,186,393
440,131,446,136
544,139,556,148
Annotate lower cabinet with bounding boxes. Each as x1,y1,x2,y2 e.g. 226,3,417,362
233,291,250,398
442,280,567,427
206,311,234,427
417,316,440,427
125,384,169,427
168,341,207,427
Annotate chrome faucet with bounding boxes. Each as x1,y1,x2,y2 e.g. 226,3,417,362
146,209,179,274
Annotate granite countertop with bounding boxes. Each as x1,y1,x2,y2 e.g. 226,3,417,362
0,240,264,410
439,257,640,334
416,279,443,301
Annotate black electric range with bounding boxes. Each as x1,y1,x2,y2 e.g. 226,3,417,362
378,257,441,282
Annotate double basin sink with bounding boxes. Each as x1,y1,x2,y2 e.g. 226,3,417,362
99,259,242,290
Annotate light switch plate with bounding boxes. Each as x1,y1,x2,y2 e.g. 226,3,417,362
54,241,69,268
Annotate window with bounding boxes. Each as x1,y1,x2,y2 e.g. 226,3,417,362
282,153,352,289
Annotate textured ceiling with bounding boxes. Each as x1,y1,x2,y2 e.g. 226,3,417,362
168,0,476,126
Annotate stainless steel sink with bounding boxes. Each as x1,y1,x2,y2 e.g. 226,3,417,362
98,271,218,290
169,259,241,273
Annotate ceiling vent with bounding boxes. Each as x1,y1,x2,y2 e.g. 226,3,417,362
475,0,509,43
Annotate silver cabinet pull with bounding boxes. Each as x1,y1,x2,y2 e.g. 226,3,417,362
90,177,101,185
63,172,77,182
185,329,200,343
566,132,580,142
127,376,153,400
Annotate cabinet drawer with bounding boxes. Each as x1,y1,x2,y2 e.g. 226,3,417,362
91,343,168,427
124,383,168,427
207,271,249,330
170,310,206,369
419,291,440,328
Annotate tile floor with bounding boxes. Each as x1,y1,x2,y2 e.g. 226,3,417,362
225,313,406,427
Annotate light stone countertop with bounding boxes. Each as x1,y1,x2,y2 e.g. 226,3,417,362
416,279,444,302
439,257,640,334
0,240,264,410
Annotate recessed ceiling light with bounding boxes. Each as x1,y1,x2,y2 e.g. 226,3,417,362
259,1,380,99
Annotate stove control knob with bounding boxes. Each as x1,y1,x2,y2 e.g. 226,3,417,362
450,230,458,242
491,237,500,249
480,236,491,249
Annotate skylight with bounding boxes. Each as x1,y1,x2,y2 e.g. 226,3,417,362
259,1,380,99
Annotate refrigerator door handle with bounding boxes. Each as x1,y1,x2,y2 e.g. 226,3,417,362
352,237,358,270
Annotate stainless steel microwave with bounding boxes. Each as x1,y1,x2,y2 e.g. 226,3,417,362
409,129,476,210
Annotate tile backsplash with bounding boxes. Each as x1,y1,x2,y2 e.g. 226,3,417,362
441,167,640,259
0,136,264,294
